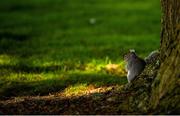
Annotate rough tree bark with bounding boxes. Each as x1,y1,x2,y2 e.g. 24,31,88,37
151,0,180,113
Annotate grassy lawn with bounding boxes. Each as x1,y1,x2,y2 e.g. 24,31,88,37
0,0,160,98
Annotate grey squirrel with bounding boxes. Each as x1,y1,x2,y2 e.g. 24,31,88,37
124,49,159,83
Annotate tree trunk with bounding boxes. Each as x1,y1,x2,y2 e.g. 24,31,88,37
151,0,180,113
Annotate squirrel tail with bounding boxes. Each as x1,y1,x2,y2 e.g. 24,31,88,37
144,50,160,64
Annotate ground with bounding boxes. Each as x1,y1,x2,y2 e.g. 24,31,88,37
0,86,127,114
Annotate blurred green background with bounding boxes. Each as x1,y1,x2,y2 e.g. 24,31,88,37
0,0,160,97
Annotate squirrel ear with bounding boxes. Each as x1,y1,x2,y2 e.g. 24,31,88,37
129,49,135,53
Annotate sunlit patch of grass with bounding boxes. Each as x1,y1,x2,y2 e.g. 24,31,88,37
60,83,114,98
105,63,126,76
63,83,90,97
0,54,18,65
9,73,43,82
84,59,126,76
0,55,11,64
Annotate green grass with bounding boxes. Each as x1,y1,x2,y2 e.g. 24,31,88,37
0,0,160,98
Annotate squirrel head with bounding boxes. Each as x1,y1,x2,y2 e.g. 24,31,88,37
124,49,137,61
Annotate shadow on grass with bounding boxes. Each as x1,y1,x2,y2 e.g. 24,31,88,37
0,71,127,99
0,31,29,41
0,64,74,73
0,31,34,56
